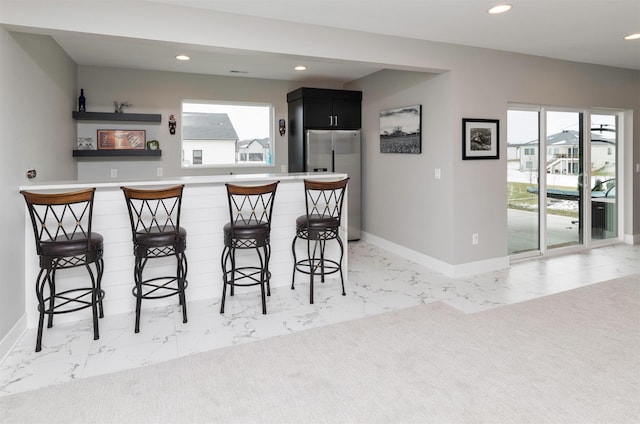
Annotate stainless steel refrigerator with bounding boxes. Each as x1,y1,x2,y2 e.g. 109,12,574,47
306,129,361,241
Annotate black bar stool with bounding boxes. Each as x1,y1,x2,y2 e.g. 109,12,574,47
121,185,188,333
220,181,279,314
291,178,349,304
20,188,105,352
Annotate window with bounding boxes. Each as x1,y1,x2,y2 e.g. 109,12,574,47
181,100,274,167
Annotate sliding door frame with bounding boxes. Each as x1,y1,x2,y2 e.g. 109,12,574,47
508,104,625,261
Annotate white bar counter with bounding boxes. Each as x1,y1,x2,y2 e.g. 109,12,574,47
19,172,348,327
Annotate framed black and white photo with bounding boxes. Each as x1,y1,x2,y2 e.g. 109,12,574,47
380,105,421,154
462,118,499,160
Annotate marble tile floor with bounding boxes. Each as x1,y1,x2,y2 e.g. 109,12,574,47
1,240,638,397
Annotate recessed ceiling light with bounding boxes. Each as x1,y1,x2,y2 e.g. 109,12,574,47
175,55,190,61
229,70,249,74
624,33,640,40
488,4,512,14
294,65,307,71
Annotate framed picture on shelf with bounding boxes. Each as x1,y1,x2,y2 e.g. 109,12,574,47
462,118,499,160
76,137,96,150
97,129,146,150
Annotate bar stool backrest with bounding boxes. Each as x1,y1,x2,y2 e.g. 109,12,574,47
225,182,279,233
121,185,184,238
21,188,96,257
304,178,350,224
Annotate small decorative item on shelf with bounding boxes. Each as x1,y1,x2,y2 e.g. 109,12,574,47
114,101,132,113
78,89,86,112
147,139,160,150
76,137,96,150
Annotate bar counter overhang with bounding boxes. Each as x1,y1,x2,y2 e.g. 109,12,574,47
19,172,349,328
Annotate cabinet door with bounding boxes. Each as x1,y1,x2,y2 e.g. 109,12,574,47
303,97,333,128
332,98,361,129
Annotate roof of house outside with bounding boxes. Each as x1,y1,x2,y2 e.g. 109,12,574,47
183,112,239,140
513,130,615,147
237,138,270,149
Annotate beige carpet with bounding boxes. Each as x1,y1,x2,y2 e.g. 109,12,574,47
1,275,638,424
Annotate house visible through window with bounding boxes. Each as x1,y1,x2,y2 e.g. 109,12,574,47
193,150,202,165
181,100,273,167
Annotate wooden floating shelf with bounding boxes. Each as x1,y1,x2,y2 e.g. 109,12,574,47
72,111,161,122
73,150,162,157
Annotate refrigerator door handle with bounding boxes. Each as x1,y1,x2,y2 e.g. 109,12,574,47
332,149,335,172
329,115,333,126
334,115,338,127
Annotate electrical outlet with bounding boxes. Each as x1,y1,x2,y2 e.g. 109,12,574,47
472,233,479,245
110,169,117,178
157,167,163,177
435,168,441,179
281,165,287,173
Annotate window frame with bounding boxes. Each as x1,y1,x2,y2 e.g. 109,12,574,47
181,99,275,169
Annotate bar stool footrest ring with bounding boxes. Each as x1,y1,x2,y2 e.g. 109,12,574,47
39,288,105,315
132,277,189,300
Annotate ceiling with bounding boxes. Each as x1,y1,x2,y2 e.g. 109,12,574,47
18,0,640,82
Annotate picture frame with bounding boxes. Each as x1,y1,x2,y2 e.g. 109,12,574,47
379,105,421,154
97,129,146,150
76,137,96,150
462,118,499,160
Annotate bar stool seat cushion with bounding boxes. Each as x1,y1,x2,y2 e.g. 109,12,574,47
224,219,269,245
135,227,187,250
40,233,104,257
296,214,339,232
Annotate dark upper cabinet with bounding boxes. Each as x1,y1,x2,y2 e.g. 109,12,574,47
302,96,334,128
287,88,362,130
287,88,362,172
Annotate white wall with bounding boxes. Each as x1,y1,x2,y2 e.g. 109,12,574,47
0,30,76,352
349,56,639,267
348,70,456,264
447,48,639,265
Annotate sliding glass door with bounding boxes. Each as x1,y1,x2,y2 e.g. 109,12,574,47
508,107,621,257
590,114,618,241
544,111,583,250
507,109,540,254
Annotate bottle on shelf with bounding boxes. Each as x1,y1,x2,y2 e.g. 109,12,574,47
78,89,86,112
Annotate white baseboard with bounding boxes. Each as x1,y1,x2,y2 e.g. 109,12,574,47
0,314,27,364
360,232,509,278
624,233,640,245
